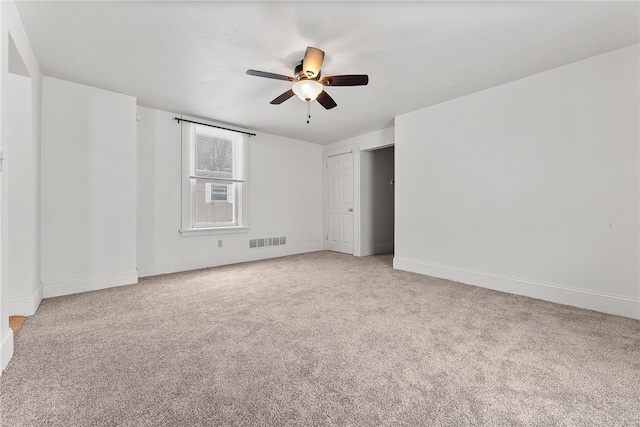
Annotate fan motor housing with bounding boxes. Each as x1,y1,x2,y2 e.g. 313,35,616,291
294,63,320,81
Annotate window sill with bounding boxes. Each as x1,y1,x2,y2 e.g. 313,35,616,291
179,226,249,237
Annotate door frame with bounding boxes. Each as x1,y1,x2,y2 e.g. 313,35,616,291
322,128,396,258
323,146,361,256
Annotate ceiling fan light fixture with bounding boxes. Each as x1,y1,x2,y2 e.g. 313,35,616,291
247,46,368,110
292,79,323,102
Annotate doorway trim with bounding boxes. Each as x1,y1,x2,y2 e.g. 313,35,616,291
322,127,396,258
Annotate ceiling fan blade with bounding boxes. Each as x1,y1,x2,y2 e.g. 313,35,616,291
302,47,325,79
270,89,295,105
316,90,337,110
247,69,295,82
320,75,369,86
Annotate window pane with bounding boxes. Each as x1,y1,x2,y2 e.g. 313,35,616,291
206,182,229,202
194,179,237,226
195,133,233,179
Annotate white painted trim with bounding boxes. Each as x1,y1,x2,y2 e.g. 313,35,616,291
0,327,14,374
8,284,42,316
323,143,358,159
361,143,395,153
394,257,640,320
352,149,361,256
42,270,138,298
179,226,249,237
360,243,394,257
323,127,395,153
137,243,324,277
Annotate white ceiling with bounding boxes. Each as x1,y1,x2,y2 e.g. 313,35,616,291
15,1,640,145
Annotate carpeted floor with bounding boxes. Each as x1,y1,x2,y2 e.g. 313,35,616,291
1,251,639,426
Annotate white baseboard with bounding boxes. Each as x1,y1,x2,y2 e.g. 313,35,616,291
1,327,14,374
359,243,394,257
9,284,43,316
393,257,640,320
137,243,324,277
43,270,139,298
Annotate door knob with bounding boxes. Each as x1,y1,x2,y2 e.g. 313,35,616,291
348,208,353,212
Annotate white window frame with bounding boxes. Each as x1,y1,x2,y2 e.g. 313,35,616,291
180,117,249,236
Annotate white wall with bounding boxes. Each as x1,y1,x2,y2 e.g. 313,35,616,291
136,107,324,276
41,77,137,297
324,127,394,154
1,0,44,372
395,44,640,319
360,147,394,256
6,73,41,315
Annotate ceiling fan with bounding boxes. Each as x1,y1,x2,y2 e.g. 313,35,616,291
246,47,368,114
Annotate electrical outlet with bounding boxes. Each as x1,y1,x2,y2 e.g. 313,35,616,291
218,240,223,248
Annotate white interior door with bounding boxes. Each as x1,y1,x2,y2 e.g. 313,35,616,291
326,152,354,254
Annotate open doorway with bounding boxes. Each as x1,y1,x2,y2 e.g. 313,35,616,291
359,146,394,256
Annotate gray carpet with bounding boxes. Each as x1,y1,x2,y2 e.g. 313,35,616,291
1,251,639,426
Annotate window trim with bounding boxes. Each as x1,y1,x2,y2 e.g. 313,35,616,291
180,116,249,236
179,226,250,237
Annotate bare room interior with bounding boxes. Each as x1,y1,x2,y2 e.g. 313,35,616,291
1,1,639,425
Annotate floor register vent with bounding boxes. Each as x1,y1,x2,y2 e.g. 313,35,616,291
249,236,286,249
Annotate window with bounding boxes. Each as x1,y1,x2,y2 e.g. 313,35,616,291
181,119,248,235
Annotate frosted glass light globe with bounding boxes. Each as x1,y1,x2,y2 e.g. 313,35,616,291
292,80,323,102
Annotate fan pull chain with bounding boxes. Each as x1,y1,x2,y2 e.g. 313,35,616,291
306,101,311,124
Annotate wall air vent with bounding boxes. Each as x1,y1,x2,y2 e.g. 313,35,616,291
249,236,286,249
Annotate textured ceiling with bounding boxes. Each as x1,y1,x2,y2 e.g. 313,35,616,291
15,1,640,145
